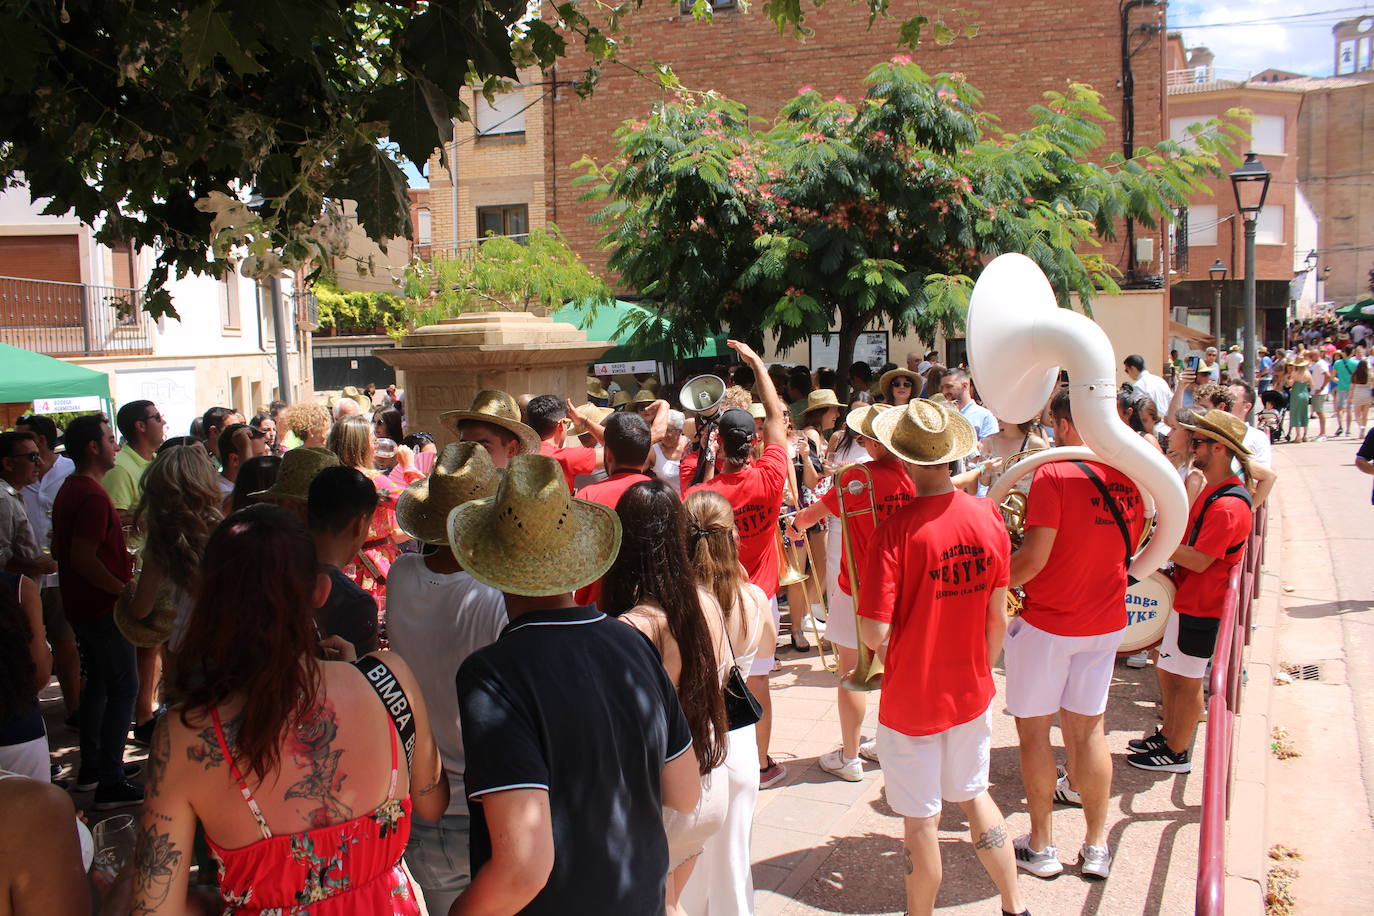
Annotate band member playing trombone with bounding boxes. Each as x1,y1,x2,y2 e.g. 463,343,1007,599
787,403,916,782
1006,391,1144,881
685,339,790,788
856,400,1027,916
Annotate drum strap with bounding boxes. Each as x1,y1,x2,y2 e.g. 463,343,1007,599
1071,461,1133,575
1186,483,1252,551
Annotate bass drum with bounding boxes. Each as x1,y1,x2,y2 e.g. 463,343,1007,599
1118,571,1174,654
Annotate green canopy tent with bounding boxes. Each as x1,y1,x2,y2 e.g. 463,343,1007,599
0,342,111,402
552,299,727,364
1335,298,1374,319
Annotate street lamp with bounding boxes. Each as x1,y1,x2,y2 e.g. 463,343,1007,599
1230,151,1272,388
1208,258,1227,347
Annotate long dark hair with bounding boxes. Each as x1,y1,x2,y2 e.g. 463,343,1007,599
175,505,321,782
0,575,36,722
374,407,404,443
602,480,727,774
834,391,875,456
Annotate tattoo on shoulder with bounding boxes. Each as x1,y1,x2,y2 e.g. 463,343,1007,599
284,700,353,828
131,822,182,916
974,824,1007,850
146,718,171,799
185,714,241,770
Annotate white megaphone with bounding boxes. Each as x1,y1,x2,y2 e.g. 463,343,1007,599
679,375,726,417
970,253,1186,578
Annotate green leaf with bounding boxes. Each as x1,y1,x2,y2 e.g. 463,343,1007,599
182,3,263,82
334,144,411,243
372,78,453,168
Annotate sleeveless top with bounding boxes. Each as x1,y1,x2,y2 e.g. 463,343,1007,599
205,704,419,915
652,443,683,494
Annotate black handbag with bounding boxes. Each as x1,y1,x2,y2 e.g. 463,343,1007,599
717,600,763,731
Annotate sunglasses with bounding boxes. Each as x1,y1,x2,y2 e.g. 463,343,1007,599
1190,437,1213,448
8,452,40,464
144,413,164,424
891,379,914,387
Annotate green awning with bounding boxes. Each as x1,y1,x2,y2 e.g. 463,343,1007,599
552,300,727,362
0,342,111,402
1335,298,1374,318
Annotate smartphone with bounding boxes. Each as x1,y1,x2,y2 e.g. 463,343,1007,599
1186,355,1200,371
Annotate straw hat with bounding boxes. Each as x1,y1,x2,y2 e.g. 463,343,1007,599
251,447,339,501
747,402,766,420
114,587,178,648
586,376,610,400
630,389,656,406
870,399,977,466
396,443,501,545
573,402,615,426
1176,408,1254,458
844,403,892,439
610,390,634,409
638,376,662,394
447,453,622,596
878,368,922,395
439,390,539,453
801,389,842,420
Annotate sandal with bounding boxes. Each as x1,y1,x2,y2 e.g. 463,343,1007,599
791,632,811,653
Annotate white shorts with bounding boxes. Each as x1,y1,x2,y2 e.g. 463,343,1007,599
748,597,782,677
1335,388,1353,409
1003,618,1125,718
824,586,857,650
1353,387,1373,408
1156,611,1218,680
878,707,993,818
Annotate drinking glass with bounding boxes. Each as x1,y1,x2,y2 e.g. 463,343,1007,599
91,814,137,879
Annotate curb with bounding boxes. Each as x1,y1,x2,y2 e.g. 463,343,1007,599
1225,496,1283,914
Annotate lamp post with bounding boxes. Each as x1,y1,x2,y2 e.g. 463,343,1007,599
1208,258,1227,347
1230,152,1272,388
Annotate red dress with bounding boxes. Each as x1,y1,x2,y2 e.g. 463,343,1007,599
205,705,419,915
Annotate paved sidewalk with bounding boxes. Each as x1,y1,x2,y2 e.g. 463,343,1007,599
753,620,1209,915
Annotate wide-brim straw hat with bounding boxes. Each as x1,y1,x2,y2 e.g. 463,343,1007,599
871,399,977,466
801,388,842,419
844,403,892,439
587,376,610,400
610,390,634,409
439,390,540,453
747,402,766,420
251,447,339,501
573,402,615,426
447,453,622,596
630,389,656,405
1177,408,1254,458
396,442,501,545
878,368,922,395
114,587,178,648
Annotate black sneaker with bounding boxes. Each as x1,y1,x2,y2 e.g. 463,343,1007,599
1126,747,1191,773
74,762,143,793
92,778,145,810
130,712,162,748
1127,728,1168,753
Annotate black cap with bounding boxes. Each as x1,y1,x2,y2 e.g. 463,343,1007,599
717,407,756,448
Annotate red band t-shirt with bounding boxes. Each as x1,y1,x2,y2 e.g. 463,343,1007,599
573,471,653,608
1173,477,1252,619
858,490,1010,737
1020,460,1145,637
818,458,917,596
50,474,132,625
686,443,787,598
540,440,598,493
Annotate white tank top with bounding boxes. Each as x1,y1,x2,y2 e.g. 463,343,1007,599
652,443,683,494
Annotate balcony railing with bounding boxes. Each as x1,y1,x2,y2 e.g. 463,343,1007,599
0,275,153,357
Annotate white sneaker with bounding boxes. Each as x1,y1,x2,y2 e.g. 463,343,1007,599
1053,765,1081,806
1124,650,1150,669
1080,843,1112,878
1013,834,1063,878
857,737,880,763
818,749,864,782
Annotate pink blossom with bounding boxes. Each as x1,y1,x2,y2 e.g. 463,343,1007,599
891,54,912,65
1023,196,1035,204
798,85,815,94
833,95,847,103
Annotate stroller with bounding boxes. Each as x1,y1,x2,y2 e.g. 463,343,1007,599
1257,389,1288,443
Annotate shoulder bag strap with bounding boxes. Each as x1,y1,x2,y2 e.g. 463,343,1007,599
353,655,416,772
1186,483,1253,548
1070,460,1133,573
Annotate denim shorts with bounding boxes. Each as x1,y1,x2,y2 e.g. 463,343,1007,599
404,813,472,916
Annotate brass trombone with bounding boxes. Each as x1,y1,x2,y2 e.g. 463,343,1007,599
776,516,836,672
833,463,884,692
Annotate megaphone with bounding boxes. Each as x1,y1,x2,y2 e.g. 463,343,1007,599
679,375,726,417
969,253,1186,579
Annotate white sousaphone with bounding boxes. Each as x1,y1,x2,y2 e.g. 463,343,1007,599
971,253,1186,652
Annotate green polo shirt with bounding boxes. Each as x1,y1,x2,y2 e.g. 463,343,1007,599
103,445,151,512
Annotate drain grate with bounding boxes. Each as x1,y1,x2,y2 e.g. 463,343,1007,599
1282,663,1321,681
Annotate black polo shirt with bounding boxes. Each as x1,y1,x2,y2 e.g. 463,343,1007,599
457,605,693,915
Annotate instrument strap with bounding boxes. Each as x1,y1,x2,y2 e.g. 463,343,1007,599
1186,483,1252,550
1070,460,1133,573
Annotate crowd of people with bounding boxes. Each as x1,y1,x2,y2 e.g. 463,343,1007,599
0,331,1301,915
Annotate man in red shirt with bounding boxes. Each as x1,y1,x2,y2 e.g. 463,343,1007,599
529,394,607,491
787,403,915,781
573,412,655,607
857,399,1026,916
50,414,141,809
685,339,789,786
1007,390,1144,880
1128,409,1253,774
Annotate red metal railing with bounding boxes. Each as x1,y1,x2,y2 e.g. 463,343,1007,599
1195,502,1267,914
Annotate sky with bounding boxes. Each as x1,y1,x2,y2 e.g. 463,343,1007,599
1168,1,1374,77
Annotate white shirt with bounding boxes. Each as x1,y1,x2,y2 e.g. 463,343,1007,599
1352,324,1370,344
1241,423,1271,469
21,455,73,587
384,553,508,816
1133,369,1172,417
1224,351,1244,375
1311,359,1330,390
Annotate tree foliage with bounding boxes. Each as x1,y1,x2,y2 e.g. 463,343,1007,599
0,0,971,321
575,58,1247,393
313,282,410,338
401,227,612,327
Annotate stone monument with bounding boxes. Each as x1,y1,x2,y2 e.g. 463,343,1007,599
375,311,615,441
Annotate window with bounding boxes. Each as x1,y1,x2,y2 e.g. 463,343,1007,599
1251,114,1285,155
416,208,432,245
1187,204,1218,247
476,205,528,239
1256,204,1284,245
474,90,526,136
221,275,241,332
1169,115,1214,151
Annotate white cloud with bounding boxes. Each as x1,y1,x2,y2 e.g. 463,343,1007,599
1167,1,1366,77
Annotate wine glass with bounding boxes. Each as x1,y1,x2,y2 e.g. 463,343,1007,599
91,813,137,879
